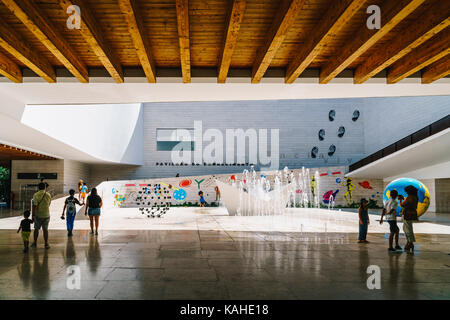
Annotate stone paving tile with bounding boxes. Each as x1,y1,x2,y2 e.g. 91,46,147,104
201,250,246,259
225,281,296,300
287,281,432,300
200,234,234,242
263,266,329,283
163,268,218,282
0,229,449,299
207,258,257,268
234,241,275,251
419,283,450,300
53,266,115,281
112,257,163,268
0,279,35,299
158,249,203,258
160,242,201,250
162,258,211,269
164,281,229,299
96,280,165,300
200,242,238,251
215,267,275,282
379,268,450,284
105,267,164,281
39,280,108,300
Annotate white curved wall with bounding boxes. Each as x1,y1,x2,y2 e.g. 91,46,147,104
20,104,143,165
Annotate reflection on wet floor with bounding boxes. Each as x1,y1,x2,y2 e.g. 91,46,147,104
0,229,449,300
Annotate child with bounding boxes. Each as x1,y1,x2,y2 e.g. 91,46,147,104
61,189,81,237
215,186,221,201
199,191,207,207
80,183,88,205
77,180,83,201
17,210,33,253
357,198,370,243
380,190,401,252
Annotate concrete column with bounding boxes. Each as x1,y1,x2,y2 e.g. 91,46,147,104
435,178,450,213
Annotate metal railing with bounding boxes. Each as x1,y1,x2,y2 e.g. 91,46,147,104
15,183,67,210
349,115,450,173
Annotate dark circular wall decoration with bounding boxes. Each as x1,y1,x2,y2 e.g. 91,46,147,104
318,129,325,141
311,147,318,158
328,145,336,157
329,110,336,121
352,110,360,122
338,126,345,138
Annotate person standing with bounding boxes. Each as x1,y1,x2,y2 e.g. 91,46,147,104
199,191,207,207
77,180,84,201
400,185,419,254
39,178,49,190
215,186,221,201
358,198,370,243
85,188,102,235
61,189,81,237
31,182,52,249
80,182,88,205
380,190,402,252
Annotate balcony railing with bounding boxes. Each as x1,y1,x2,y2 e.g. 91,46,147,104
349,114,450,173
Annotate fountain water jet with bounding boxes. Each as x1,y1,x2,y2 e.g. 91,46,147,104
218,166,319,216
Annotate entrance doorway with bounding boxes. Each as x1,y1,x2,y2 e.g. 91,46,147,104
0,160,11,209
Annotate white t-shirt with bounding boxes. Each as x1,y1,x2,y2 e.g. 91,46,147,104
384,198,398,221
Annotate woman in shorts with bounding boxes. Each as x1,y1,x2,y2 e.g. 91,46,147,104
85,188,102,235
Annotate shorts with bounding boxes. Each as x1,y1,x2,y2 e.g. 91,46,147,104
21,231,31,241
34,217,50,230
81,193,87,199
88,208,101,216
388,220,399,233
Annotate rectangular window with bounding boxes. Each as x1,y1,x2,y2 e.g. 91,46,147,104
156,128,195,151
17,173,58,180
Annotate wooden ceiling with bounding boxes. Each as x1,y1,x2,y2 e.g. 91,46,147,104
0,143,56,160
0,0,448,84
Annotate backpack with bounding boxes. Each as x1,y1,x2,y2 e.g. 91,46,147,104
67,198,76,214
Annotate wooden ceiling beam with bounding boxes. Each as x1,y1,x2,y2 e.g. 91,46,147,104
355,1,450,84
0,143,56,160
59,0,124,83
175,0,190,83
0,50,22,83
0,18,55,82
319,0,426,84
118,0,156,83
1,0,88,83
421,55,450,84
217,0,246,84
387,29,450,83
252,0,306,84
285,0,366,84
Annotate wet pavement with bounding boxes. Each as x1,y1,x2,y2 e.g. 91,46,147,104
0,228,449,300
